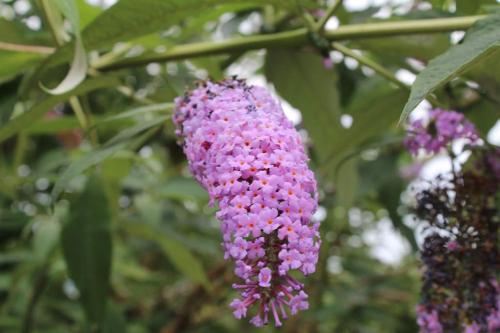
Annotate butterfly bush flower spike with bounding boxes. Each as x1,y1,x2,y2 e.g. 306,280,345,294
404,109,479,156
173,78,320,327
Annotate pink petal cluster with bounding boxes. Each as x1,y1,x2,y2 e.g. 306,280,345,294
404,109,479,155
487,308,500,331
416,307,443,333
173,78,320,327
463,323,481,333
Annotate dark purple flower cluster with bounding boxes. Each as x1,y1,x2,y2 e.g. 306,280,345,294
173,78,320,326
413,150,499,333
404,109,479,155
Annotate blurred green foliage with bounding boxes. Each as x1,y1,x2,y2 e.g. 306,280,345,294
0,0,498,332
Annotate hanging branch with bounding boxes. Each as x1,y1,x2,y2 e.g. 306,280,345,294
97,15,484,71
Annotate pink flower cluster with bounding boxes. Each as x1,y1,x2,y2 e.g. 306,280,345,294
404,109,479,155
173,78,320,327
416,307,443,333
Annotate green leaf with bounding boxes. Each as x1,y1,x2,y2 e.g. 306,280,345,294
33,216,61,264
400,13,500,121
105,115,168,146
465,98,500,135
41,36,87,95
24,103,171,135
0,76,119,144
336,158,359,208
0,18,53,45
41,0,88,95
124,222,212,291
0,51,45,82
456,0,497,15
43,0,311,69
54,0,81,29
83,0,292,47
353,33,450,62
93,103,172,126
52,142,126,199
23,116,86,134
76,0,102,28
0,79,18,126
466,48,500,104
265,49,341,161
101,303,127,333
323,78,408,170
156,177,209,202
61,175,112,325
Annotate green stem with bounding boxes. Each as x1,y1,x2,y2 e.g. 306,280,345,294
98,15,484,71
69,97,89,129
68,97,98,145
331,42,409,91
38,0,65,45
21,268,48,333
0,41,54,54
13,133,28,171
331,42,444,108
315,0,343,33
293,0,316,30
324,15,483,39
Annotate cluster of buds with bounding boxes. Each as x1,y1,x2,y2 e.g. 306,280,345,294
413,149,499,333
404,109,479,155
173,78,320,327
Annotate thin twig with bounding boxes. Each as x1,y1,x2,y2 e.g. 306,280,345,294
315,0,343,33
293,0,316,30
331,42,444,108
0,41,54,54
21,269,48,333
331,42,410,91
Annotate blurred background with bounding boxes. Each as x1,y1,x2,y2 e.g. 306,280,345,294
0,0,499,332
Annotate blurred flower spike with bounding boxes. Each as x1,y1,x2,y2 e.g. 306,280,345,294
404,109,479,156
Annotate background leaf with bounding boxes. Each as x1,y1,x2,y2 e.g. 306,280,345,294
123,222,212,291
400,13,500,120
52,142,126,198
0,79,19,126
0,76,118,143
265,49,341,161
42,0,312,68
61,175,112,325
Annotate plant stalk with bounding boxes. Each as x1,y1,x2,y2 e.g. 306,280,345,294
98,15,484,71
315,0,343,33
331,42,444,107
0,41,54,54
331,42,409,91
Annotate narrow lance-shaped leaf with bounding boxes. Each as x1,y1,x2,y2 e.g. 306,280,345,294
41,0,88,95
61,175,112,325
124,222,212,291
0,76,118,144
105,115,168,146
41,37,87,95
400,13,500,121
0,79,19,126
52,143,126,199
